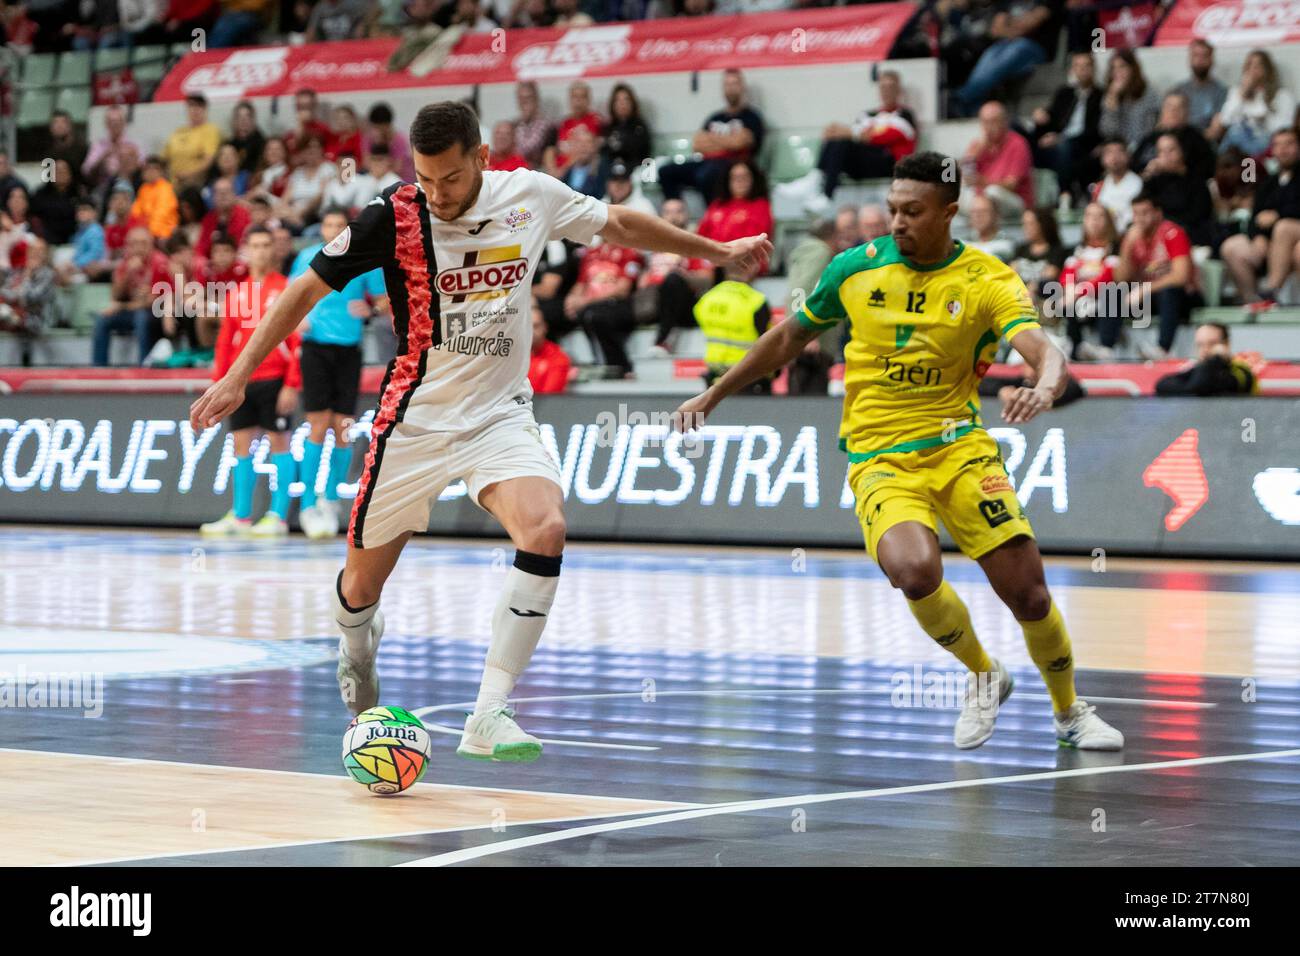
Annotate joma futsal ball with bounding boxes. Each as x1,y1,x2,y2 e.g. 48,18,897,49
342,706,433,795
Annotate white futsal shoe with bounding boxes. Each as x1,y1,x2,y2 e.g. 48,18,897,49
457,707,542,763
1054,699,1124,750
953,658,1014,750
200,511,251,537
337,609,384,716
250,513,288,537
299,504,336,540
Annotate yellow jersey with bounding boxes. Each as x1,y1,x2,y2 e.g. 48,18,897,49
796,236,1040,461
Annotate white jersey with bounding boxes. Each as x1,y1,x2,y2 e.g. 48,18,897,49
310,169,608,433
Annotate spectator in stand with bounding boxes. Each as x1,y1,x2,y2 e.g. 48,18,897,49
1060,201,1122,361
206,143,250,200
959,101,1034,218
1208,50,1296,158
362,103,415,182
659,69,765,204
250,137,292,199
0,239,56,367
93,225,170,366
1089,137,1142,233
602,161,656,216
0,152,28,203
1029,51,1101,207
29,159,81,246
306,0,368,41
176,187,208,248
1140,132,1216,248
1171,39,1228,131
285,90,332,165
445,0,499,31
832,205,861,253
277,136,337,233
962,193,1014,260
132,156,181,240
164,94,222,190
505,0,554,28
246,194,278,232
1154,323,1258,396
697,159,773,274
560,127,607,199
552,0,593,26
1220,127,1300,312
102,183,140,265
513,81,557,170
365,145,402,193
637,198,714,359
229,101,266,175
321,148,380,216
156,0,220,43
566,240,644,378
63,0,126,50
859,204,889,242
0,188,34,270
1132,93,1216,183
1116,190,1200,360
546,81,605,177
196,177,251,257
694,256,772,392
326,106,364,166
952,2,1062,117
528,301,571,395
603,83,652,172
935,0,1000,94
780,70,915,218
1011,206,1065,313
784,217,840,389
271,225,297,275
82,105,144,193
1098,48,1161,154
156,233,210,361
1214,146,1255,220
69,198,109,280
487,121,530,172
210,0,273,47
45,111,89,186
202,233,248,346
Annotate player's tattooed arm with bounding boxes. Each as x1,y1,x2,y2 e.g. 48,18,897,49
599,204,773,271
188,269,332,431
1001,327,1069,425
672,316,821,431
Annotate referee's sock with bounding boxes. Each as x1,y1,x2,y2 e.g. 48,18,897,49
300,439,324,510
474,550,561,715
906,581,993,674
232,456,255,520
326,445,353,501
270,451,294,520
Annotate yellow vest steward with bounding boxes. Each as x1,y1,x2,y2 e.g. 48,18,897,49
694,280,766,368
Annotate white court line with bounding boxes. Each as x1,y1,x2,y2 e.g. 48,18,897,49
398,748,1300,867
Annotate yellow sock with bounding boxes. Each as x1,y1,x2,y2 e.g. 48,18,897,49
907,581,992,674
1020,600,1077,713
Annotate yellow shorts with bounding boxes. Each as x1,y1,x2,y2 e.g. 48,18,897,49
848,431,1035,562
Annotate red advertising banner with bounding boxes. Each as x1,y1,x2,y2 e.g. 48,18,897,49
153,5,916,102
1154,0,1300,47
1098,4,1158,49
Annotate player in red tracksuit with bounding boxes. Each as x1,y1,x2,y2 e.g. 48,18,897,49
201,226,301,538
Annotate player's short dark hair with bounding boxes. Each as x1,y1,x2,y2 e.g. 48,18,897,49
893,150,961,205
369,103,394,125
1132,189,1162,211
1205,322,1230,343
410,101,482,157
320,206,349,222
244,225,273,241
368,142,390,158
164,233,191,254
1100,136,1129,151
210,232,236,250
185,93,207,108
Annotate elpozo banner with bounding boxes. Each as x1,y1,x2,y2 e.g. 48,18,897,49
0,393,1297,559
151,5,917,102
1154,0,1300,47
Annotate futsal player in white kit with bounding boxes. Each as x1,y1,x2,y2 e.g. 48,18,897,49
191,102,772,762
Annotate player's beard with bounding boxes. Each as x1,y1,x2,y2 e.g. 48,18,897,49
431,170,484,223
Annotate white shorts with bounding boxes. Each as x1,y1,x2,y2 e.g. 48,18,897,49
348,404,561,549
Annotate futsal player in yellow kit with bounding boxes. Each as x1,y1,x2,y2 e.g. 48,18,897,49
674,152,1123,750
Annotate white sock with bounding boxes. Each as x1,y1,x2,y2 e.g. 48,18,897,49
474,551,561,715
333,570,377,659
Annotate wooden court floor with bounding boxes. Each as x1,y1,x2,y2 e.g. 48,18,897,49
0,526,1296,866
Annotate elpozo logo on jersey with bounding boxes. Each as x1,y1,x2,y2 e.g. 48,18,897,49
436,257,529,297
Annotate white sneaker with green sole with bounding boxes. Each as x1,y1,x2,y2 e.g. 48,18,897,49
457,707,542,763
